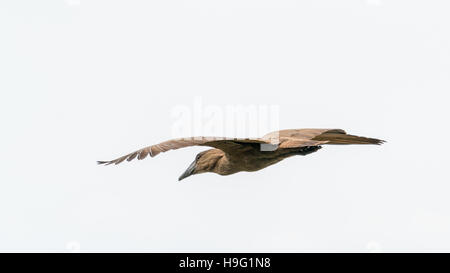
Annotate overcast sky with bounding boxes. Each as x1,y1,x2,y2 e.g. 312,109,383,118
1,0,449,252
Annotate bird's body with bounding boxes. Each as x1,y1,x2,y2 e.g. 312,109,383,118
204,145,322,175
98,128,384,181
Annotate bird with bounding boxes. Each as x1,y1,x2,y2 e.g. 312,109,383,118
98,128,385,181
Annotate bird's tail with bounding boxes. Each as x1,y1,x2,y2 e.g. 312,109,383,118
313,133,385,145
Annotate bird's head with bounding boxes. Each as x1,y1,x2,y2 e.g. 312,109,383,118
178,149,224,181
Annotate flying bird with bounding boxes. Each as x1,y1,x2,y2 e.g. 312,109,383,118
98,129,385,181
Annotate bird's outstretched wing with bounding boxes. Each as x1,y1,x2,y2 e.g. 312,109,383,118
97,137,270,165
98,129,385,165
264,128,385,147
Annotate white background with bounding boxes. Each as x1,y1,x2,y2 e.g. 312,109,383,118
1,0,449,252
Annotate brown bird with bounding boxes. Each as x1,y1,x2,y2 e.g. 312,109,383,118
98,129,385,181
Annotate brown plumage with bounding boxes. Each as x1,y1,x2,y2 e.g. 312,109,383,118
98,129,385,181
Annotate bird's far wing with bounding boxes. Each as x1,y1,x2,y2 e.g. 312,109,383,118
97,137,270,165
266,128,384,145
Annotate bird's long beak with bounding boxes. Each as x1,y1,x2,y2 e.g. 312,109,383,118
178,160,196,181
